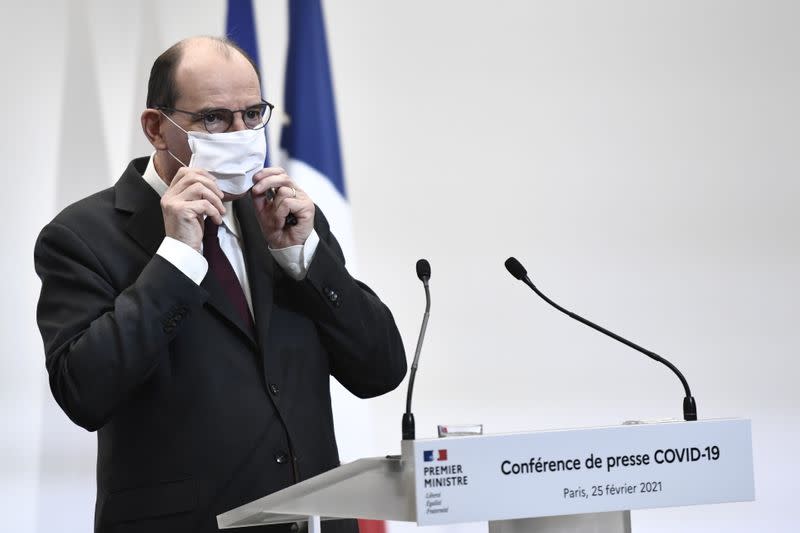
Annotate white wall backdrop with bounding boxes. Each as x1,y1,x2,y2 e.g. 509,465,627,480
1,1,797,532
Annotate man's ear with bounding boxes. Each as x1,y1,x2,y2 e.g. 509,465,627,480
141,109,167,150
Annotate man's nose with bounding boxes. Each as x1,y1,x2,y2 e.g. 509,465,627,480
229,111,248,131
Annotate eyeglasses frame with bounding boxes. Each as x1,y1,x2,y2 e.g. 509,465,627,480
155,99,274,133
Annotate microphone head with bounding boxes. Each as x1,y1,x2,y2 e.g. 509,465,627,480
416,259,431,281
504,257,528,280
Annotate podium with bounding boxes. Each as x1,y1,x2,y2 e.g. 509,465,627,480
217,418,754,532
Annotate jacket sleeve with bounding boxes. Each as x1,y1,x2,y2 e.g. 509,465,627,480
301,209,408,398
34,221,208,431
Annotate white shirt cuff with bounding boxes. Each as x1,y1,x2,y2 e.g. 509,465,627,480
156,237,208,285
269,230,320,280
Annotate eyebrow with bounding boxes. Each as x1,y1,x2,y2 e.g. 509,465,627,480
196,102,264,114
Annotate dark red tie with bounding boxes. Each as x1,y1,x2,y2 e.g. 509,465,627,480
203,217,255,335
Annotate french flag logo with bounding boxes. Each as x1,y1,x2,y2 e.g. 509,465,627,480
424,449,448,462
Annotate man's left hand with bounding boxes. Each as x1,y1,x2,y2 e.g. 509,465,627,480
251,167,315,249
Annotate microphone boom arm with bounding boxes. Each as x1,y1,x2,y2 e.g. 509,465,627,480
405,281,430,415
506,257,697,422
403,259,432,440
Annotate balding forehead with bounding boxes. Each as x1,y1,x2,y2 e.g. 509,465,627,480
174,37,260,91
169,36,262,110
179,36,251,66
145,35,260,110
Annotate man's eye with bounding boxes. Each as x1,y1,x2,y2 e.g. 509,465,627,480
245,109,261,120
204,112,223,123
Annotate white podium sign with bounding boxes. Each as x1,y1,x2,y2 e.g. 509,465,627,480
408,419,754,525
218,418,754,530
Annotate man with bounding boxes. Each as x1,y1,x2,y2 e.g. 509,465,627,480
34,36,407,533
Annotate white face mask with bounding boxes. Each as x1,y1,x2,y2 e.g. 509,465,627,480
162,113,267,196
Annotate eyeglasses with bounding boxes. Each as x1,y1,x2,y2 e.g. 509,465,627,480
156,100,274,133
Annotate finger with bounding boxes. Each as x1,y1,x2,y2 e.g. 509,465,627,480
183,199,224,225
252,175,291,197
269,185,302,210
176,182,227,215
252,192,266,212
175,167,219,183
252,175,298,197
186,172,224,199
270,197,312,227
280,197,312,216
253,167,287,181
167,174,223,202
168,169,224,199
167,166,196,189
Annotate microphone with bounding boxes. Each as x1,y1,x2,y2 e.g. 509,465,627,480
402,259,432,440
504,257,698,422
416,259,431,282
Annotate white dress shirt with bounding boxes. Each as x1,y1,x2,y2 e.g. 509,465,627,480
142,154,319,314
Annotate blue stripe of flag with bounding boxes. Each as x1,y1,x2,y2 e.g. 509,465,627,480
225,0,261,71
280,0,346,197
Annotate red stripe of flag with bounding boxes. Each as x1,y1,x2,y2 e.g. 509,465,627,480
358,519,387,533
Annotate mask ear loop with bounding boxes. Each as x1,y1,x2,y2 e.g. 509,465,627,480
166,149,189,168
159,111,190,167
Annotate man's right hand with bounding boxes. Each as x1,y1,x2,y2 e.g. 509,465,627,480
160,168,225,251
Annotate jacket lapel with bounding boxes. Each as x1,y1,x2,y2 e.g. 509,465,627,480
200,267,257,346
115,159,165,258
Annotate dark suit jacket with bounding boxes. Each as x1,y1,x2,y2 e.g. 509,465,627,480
34,157,407,533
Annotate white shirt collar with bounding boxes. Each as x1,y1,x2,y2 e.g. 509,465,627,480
142,152,241,238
